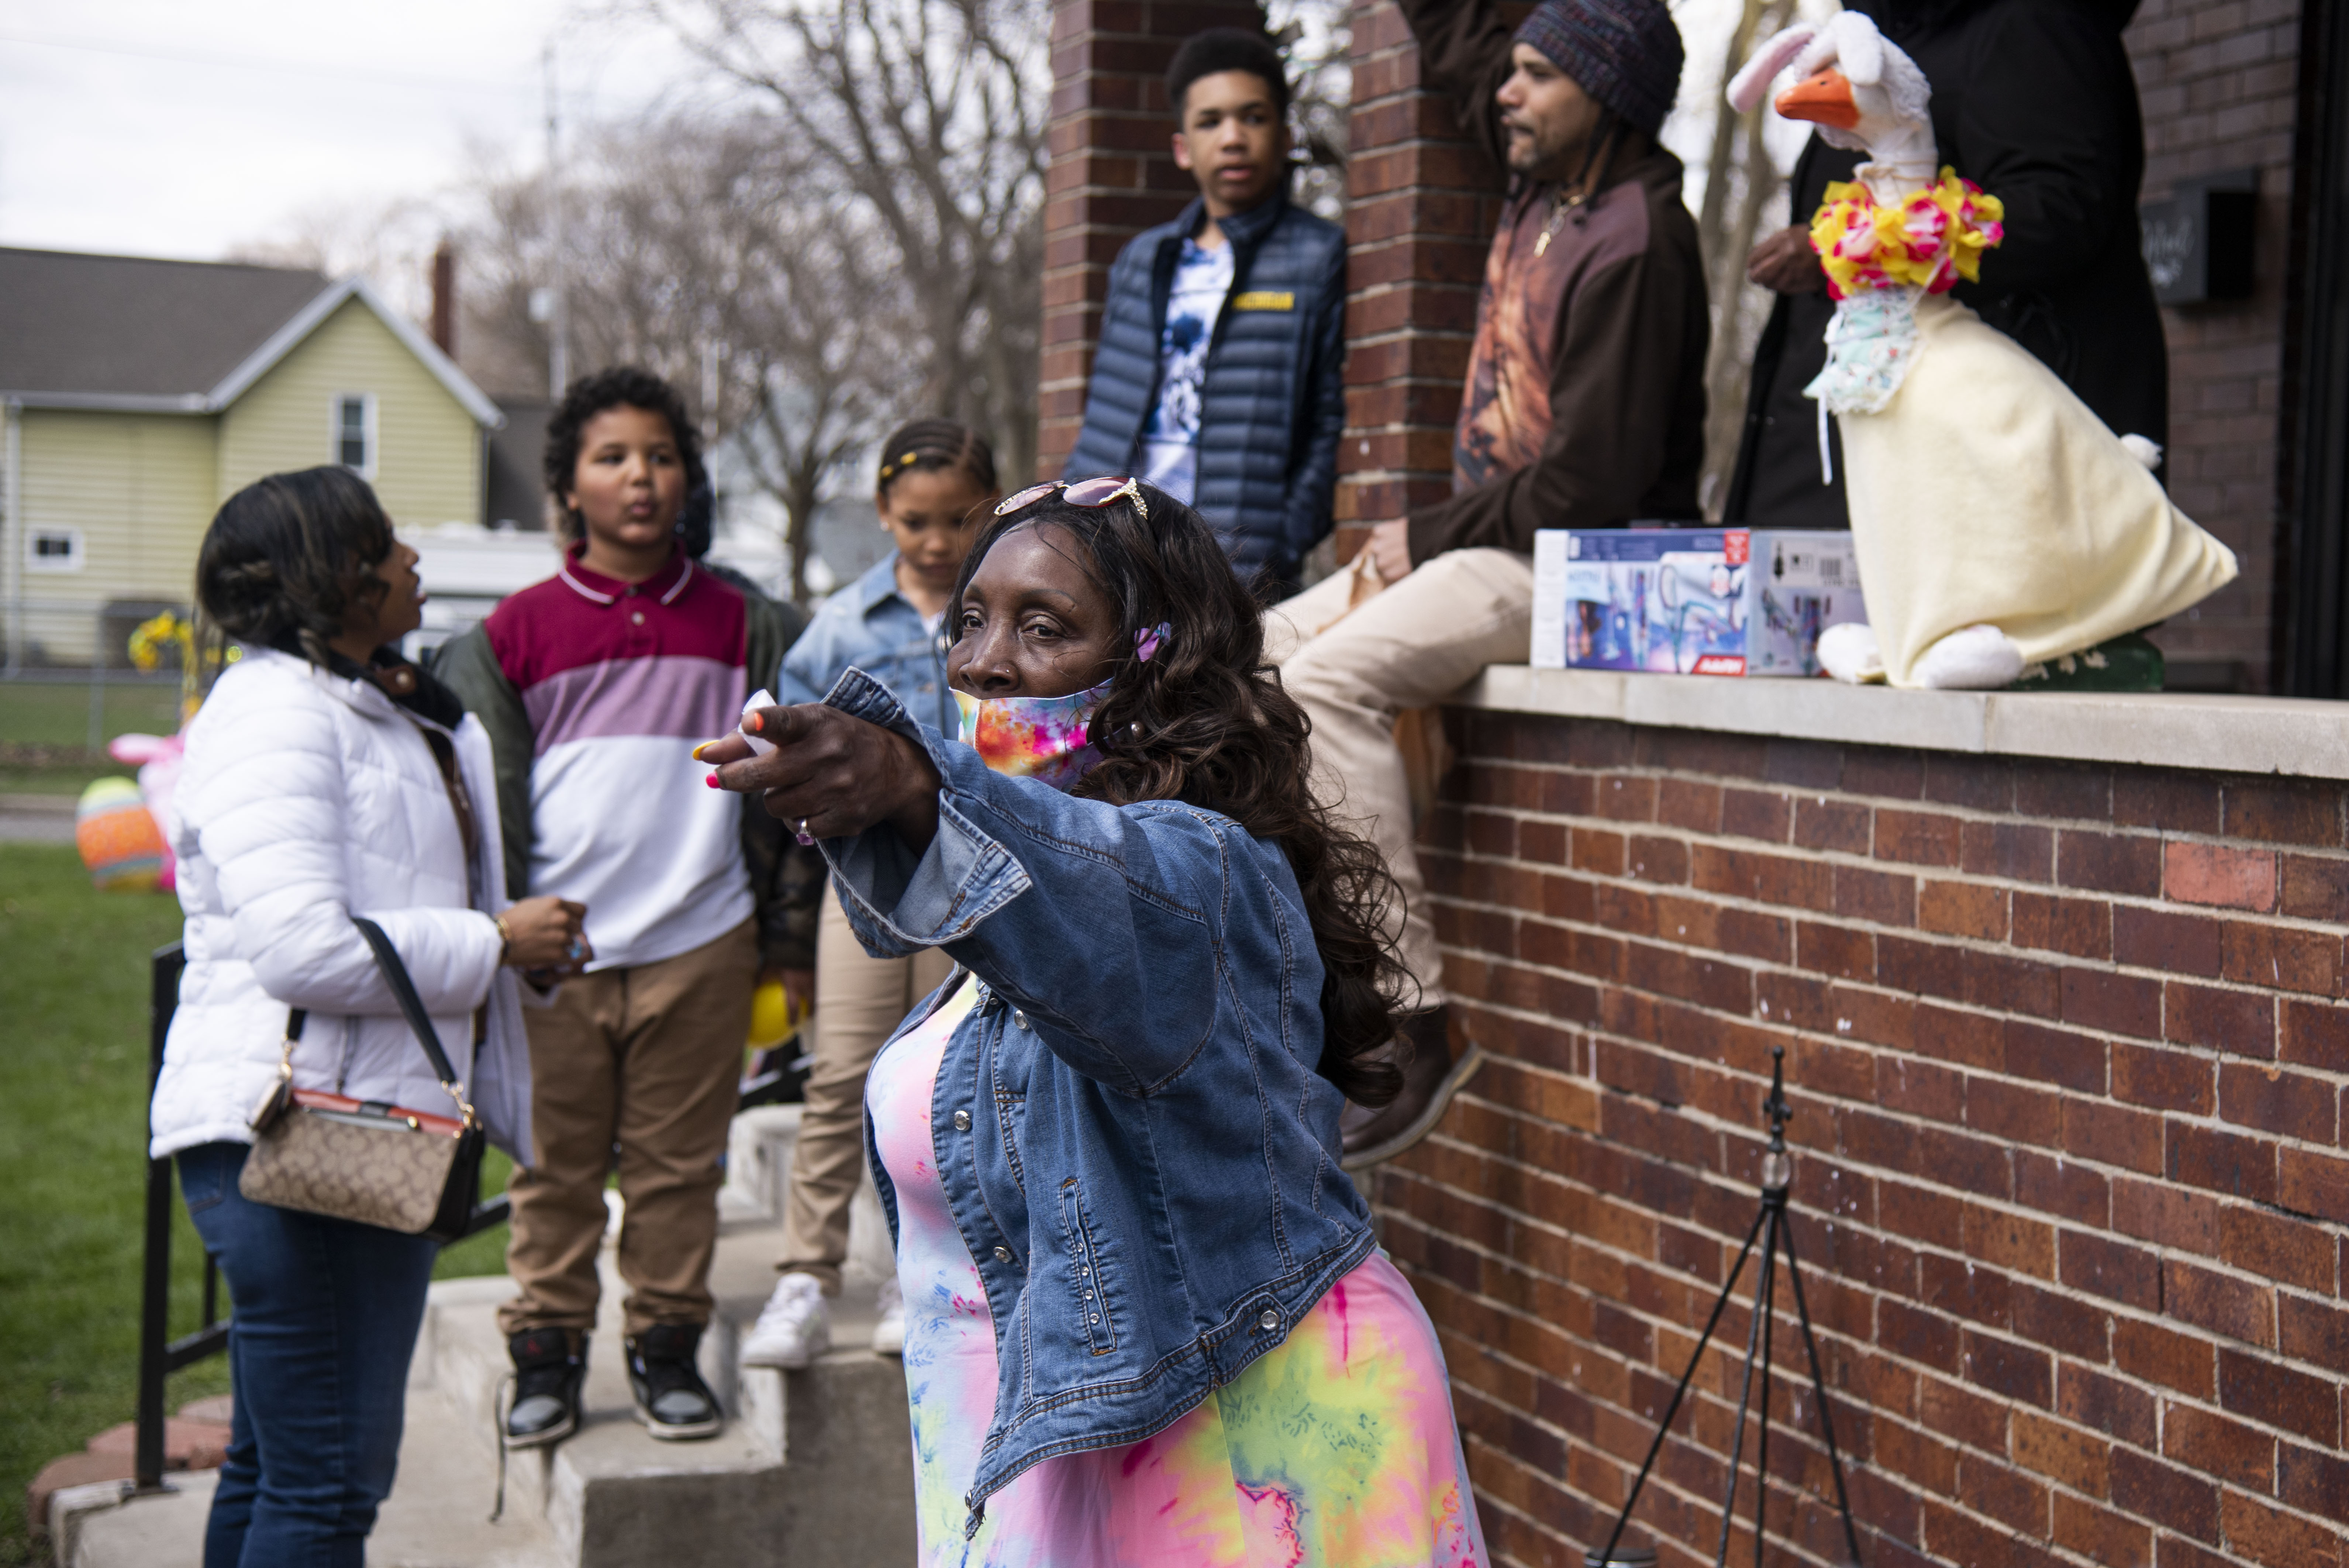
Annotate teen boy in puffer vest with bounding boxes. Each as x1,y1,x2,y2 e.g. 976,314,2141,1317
1061,27,1348,603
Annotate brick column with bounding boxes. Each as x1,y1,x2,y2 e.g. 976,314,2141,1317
1336,0,1502,558
1039,0,1267,483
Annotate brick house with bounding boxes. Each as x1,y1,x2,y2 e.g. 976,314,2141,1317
1042,3,2349,1565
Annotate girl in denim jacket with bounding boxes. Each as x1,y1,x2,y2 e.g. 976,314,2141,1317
706,482,1488,1564
743,422,998,1367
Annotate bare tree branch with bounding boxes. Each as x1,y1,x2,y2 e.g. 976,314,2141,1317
645,0,1049,481
458,108,909,600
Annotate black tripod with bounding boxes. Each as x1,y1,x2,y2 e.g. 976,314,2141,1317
1591,1048,1864,1568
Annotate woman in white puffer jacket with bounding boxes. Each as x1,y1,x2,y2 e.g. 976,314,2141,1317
157,467,589,1568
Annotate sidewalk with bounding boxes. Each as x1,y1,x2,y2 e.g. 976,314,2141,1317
0,794,76,844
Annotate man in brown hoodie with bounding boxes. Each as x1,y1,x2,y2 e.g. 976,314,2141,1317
1266,0,1707,1167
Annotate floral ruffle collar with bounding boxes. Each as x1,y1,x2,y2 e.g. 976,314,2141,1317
1809,168,2006,300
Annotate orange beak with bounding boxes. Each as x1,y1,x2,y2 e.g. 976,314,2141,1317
1775,67,1860,130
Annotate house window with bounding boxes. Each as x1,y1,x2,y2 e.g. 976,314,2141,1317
27,527,84,573
333,393,376,476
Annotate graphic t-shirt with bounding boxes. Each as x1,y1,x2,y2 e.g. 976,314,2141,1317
1139,237,1235,505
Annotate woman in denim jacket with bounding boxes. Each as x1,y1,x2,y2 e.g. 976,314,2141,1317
704,481,1489,1564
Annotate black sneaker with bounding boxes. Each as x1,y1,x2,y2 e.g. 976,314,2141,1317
625,1323,723,1441
505,1328,587,1449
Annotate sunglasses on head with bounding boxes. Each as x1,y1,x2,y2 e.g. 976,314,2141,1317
995,476,1149,520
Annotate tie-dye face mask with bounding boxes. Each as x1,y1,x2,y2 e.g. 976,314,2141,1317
952,624,1169,792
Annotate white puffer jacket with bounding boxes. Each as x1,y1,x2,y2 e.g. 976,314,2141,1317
152,646,533,1162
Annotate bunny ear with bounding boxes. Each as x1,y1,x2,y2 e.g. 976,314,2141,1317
1727,23,1819,113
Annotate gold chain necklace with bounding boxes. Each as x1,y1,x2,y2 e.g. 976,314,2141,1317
1533,183,1592,257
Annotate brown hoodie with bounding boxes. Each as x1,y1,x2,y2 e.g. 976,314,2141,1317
1399,0,1710,564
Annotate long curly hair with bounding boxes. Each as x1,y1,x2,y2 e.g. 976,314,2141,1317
952,486,1405,1107
194,466,396,677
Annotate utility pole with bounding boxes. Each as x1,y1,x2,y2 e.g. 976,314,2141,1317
544,41,569,399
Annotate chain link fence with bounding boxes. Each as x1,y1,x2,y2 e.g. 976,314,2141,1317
1,600,189,776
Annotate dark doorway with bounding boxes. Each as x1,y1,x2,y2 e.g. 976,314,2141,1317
2283,0,2349,696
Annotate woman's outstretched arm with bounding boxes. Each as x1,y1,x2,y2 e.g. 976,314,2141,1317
702,675,1234,1093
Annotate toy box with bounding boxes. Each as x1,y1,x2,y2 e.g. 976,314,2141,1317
1530,528,1866,677
1743,530,1868,677
1531,527,1750,675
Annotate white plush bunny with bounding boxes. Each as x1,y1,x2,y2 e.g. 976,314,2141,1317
1728,14,2235,690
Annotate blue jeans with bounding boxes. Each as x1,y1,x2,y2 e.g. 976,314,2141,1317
176,1142,439,1568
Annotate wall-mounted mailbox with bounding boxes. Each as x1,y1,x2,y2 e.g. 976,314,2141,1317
2141,170,2258,304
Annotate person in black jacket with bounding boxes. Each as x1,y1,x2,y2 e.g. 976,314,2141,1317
1727,0,2161,527
1269,0,1702,1170
1061,28,1346,601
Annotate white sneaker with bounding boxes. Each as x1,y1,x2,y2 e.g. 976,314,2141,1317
739,1273,830,1368
871,1277,906,1357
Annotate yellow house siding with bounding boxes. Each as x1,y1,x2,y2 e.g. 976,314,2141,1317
217,297,482,528
14,409,216,659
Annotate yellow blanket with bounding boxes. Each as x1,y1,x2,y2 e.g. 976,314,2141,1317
1838,293,2237,687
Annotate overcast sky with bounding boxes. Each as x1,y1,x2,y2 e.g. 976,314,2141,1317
0,1,1827,285
0,1,702,265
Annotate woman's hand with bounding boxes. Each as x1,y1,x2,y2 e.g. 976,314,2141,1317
699,704,943,852
1748,224,1827,295
500,895,590,972
1365,521,1414,585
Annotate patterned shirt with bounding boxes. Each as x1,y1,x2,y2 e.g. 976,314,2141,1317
1138,238,1236,504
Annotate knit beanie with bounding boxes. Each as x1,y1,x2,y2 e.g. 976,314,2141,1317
1512,0,1685,140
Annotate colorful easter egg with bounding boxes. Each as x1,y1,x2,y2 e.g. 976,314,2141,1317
76,776,167,892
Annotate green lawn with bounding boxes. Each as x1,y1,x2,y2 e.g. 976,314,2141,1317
0,845,509,1564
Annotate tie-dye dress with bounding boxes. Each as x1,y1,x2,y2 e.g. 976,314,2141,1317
868,978,1490,1568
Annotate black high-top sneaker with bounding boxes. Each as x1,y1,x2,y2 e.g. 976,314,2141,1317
505,1328,587,1449
625,1323,723,1441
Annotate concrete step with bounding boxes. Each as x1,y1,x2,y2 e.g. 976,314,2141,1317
60,1107,916,1567
55,1383,565,1568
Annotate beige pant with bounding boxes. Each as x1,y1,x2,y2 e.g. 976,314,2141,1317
777,883,955,1292
498,920,757,1338
1265,548,1536,1010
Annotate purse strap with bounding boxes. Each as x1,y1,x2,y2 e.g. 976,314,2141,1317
269,919,477,1126
350,916,476,1124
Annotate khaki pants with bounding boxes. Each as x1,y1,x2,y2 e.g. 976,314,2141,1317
1265,548,1536,1010
777,883,954,1292
498,920,757,1338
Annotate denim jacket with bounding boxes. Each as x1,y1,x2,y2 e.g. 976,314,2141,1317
775,554,955,737
821,670,1374,1534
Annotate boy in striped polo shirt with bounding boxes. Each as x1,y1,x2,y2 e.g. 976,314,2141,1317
435,367,814,1445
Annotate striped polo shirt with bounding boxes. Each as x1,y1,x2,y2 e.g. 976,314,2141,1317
484,546,751,969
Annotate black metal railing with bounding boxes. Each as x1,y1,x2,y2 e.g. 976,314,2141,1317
134,943,513,1491
134,944,218,1492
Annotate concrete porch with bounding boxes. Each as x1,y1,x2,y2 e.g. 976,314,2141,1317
50,1107,917,1568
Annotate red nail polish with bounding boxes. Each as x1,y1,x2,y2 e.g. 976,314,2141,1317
705,773,720,788
744,712,763,734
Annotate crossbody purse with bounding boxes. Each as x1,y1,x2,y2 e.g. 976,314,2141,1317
239,916,487,1242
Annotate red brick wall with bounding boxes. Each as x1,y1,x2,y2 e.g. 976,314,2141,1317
1038,0,1268,483
1335,0,1504,560
1378,710,2349,1567
2126,0,2304,692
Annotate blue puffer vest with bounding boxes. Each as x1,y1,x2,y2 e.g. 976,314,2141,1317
820,669,1376,1536
1062,190,1348,595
